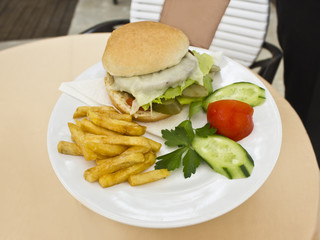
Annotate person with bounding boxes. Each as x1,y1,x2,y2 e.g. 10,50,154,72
275,0,320,167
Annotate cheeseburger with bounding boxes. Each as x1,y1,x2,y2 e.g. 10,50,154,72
102,21,215,122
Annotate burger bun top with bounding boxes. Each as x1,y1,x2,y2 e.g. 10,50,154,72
102,21,189,77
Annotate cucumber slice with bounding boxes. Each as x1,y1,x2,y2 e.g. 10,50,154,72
202,82,266,111
192,135,254,179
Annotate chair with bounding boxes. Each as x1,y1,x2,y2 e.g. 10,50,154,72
82,0,282,84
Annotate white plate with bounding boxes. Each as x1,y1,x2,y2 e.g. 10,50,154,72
47,47,282,228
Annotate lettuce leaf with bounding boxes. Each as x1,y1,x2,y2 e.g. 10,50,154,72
203,74,213,93
156,78,195,101
192,50,214,75
142,51,214,110
142,78,196,110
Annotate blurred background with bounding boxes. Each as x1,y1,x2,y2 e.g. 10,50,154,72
0,0,283,95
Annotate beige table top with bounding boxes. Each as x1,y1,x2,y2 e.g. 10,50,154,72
0,33,319,240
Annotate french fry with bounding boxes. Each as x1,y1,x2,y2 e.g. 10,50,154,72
98,151,157,188
95,146,149,165
128,169,170,186
58,105,166,188
68,123,98,161
86,142,127,158
142,151,157,166
98,163,148,188
85,134,151,150
84,151,145,182
87,111,146,136
88,110,132,122
76,118,119,136
122,146,151,154
57,141,82,156
73,106,118,119
146,138,162,153
74,119,81,126
73,106,117,119
79,118,160,152
106,111,132,121
73,106,90,118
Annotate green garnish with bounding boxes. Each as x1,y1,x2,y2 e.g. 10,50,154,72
188,101,203,119
155,120,216,178
195,123,215,137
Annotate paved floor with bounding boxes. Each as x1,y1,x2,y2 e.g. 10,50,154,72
0,0,78,41
0,0,284,96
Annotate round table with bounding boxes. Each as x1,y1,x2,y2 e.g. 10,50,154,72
0,33,319,240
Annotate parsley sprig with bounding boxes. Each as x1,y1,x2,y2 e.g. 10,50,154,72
155,120,216,178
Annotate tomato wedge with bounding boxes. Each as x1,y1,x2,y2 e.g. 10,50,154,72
126,97,147,111
207,100,254,141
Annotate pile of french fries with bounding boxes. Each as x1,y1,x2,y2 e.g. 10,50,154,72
57,106,170,188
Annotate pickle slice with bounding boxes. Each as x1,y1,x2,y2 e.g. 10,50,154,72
152,99,182,115
182,84,208,98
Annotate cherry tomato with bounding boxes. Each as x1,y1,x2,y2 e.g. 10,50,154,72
207,99,254,141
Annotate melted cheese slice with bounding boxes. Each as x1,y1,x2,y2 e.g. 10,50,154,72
110,52,203,114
